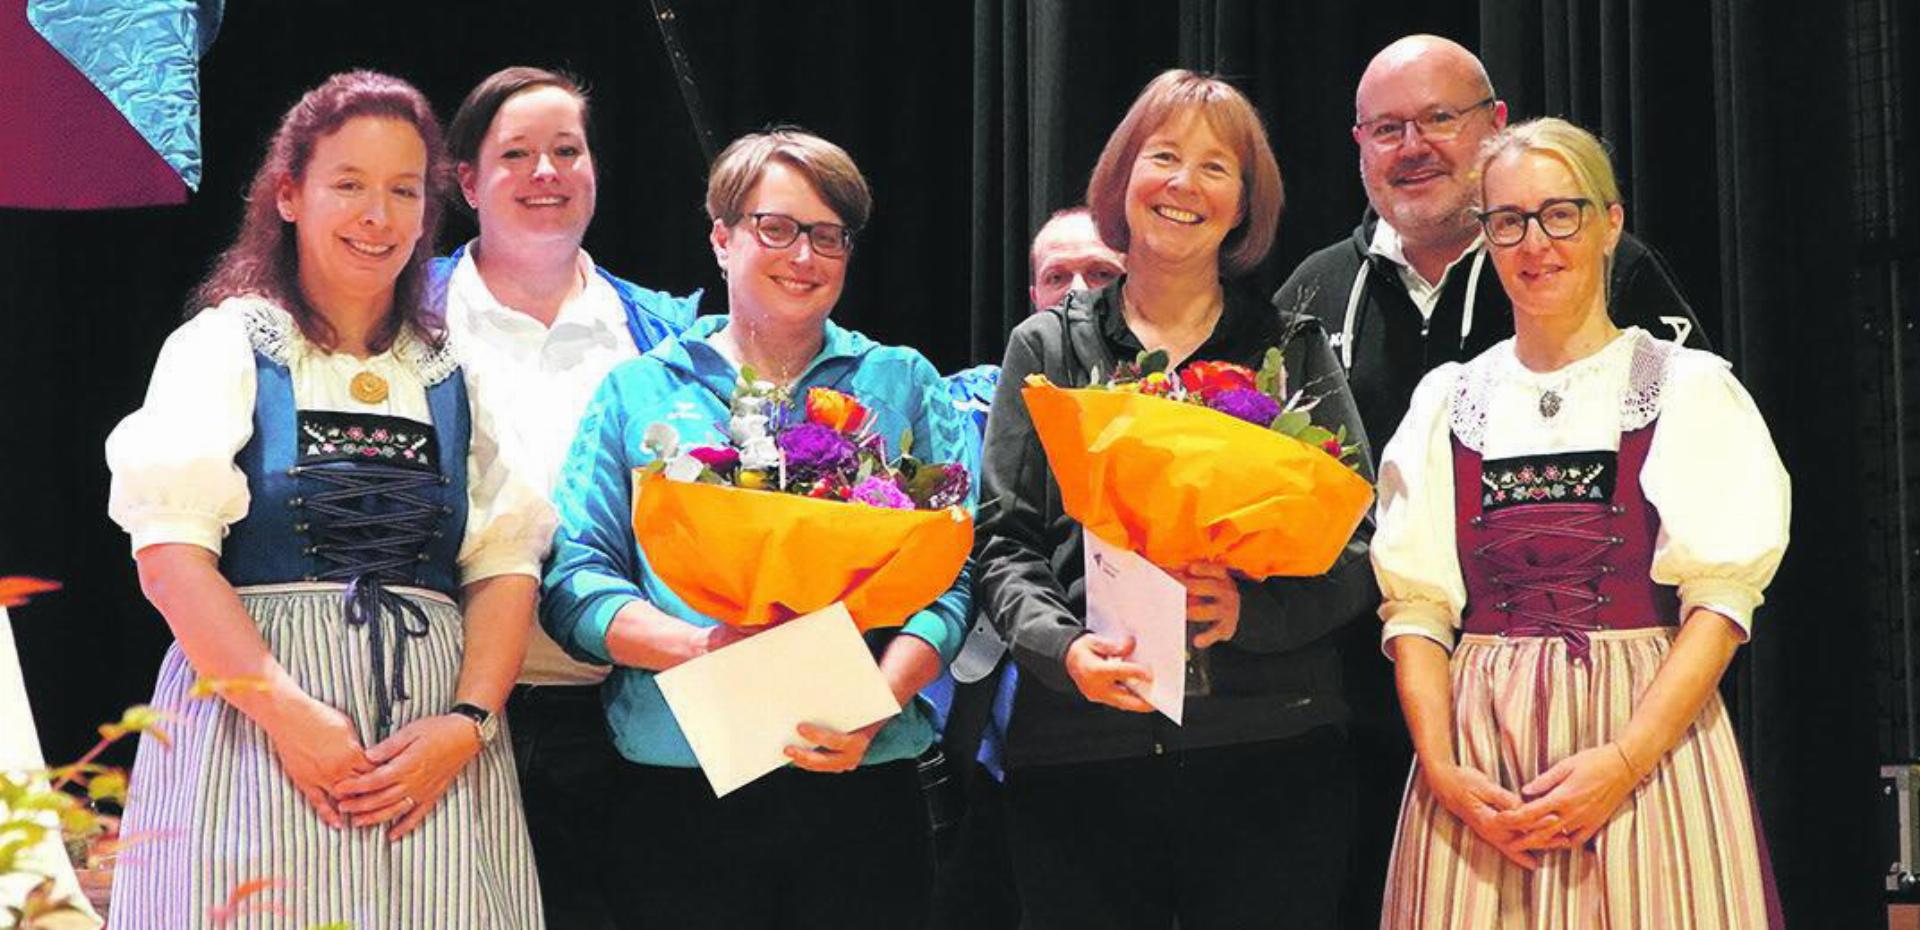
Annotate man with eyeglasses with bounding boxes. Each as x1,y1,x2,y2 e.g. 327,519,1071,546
1269,33,1703,930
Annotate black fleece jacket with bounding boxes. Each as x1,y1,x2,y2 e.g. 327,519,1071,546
973,279,1377,769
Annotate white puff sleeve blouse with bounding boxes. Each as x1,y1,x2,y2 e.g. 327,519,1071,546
1369,328,1790,657
106,297,556,583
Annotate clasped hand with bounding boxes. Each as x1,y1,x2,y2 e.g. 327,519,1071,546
1496,745,1640,853
260,691,482,841
330,714,484,840
1428,745,1639,870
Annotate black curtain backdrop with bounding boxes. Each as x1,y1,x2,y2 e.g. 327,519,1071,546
1,1,1898,927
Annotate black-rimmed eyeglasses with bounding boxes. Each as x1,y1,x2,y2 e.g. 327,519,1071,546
745,212,854,259
1356,96,1496,148
1478,198,1593,247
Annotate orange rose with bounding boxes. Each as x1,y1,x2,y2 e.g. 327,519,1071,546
805,387,871,433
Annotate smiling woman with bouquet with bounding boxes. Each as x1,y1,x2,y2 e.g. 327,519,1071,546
973,70,1374,929
542,128,972,930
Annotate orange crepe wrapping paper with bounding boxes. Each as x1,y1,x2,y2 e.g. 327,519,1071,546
1021,383,1374,579
631,471,974,630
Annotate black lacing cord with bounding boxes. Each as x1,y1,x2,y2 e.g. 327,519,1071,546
292,462,449,735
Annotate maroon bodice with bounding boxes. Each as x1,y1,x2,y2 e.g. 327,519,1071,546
1451,424,1681,659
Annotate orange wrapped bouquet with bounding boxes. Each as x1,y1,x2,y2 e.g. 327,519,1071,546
1022,351,1373,579
630,381,973,631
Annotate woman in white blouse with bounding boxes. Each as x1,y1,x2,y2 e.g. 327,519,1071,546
104,71,551,929
1372,117,1788,929
429,66,696,930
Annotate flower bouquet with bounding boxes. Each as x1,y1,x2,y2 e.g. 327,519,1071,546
1022,347,1373,580
631,373,973,632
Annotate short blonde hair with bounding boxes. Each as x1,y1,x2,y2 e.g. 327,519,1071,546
1477,117,1621,207
1086,70,1284,279
705,128,872,232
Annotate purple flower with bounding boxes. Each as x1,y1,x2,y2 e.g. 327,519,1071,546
777,422,857,475
1205,387,1281,427
850,475,915,510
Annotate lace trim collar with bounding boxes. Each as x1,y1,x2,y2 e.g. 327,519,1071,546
229,296,459,386
1450,328,1677,451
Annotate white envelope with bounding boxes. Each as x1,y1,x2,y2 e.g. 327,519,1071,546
656,602,901,797
1082,529,1189,725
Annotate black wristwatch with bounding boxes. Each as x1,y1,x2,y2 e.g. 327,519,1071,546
448,702,498,746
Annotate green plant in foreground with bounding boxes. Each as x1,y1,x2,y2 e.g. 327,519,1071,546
3,579,350,929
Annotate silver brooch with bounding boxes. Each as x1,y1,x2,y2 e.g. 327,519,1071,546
1539,390,1563,418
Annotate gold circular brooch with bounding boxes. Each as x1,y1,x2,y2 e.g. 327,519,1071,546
350,370,390,405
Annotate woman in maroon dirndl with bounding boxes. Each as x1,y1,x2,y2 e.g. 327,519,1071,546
1371,117,1790,929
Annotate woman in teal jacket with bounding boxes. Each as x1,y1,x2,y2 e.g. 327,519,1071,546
541,128,971,930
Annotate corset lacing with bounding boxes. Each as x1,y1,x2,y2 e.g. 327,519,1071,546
1468,503,1628,663
291,462,453,735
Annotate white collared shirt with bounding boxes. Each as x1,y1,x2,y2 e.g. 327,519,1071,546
446,242,639,685
1368,221,1486,322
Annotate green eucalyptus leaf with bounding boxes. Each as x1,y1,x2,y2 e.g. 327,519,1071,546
1271,410,1312,436
1297,425,1336,446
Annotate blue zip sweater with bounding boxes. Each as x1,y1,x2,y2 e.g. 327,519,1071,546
541,313,976,767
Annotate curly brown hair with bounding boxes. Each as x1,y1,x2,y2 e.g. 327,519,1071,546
190,70,449,351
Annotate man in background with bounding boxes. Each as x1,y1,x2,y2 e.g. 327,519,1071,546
925,206,1123,930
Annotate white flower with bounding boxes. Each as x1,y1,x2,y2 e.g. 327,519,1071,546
733,393,770,416
663,454,706,483
729,412,771,445
642,422,680,460
740,435,782,471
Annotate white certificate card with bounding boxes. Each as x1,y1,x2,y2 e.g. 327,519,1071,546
656,602,901,797
1082,529,1189,724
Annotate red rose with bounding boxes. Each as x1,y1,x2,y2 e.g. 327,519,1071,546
1178,360,1258,398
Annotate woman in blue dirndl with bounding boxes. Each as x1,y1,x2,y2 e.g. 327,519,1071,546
105,72,552,929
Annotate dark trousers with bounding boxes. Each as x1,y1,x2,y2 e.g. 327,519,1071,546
1003,727,1354,930
605,758,934,930
507,683,625,930
1334,621,1413,930
927,765,1021,930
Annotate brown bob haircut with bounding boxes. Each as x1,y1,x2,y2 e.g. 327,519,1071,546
1086,70,1284,279
445,66,591,211
190,70,448,352
705,128,872,234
